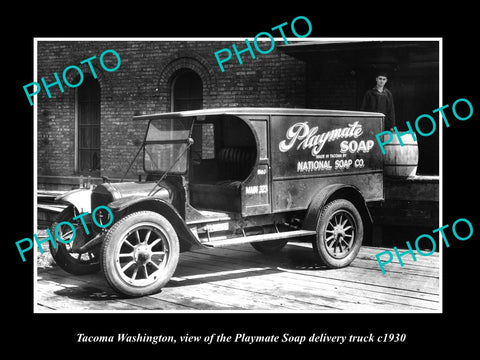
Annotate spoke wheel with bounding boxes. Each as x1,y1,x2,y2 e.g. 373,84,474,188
313,199,363,268
49,206,100,275
324,210,356,259
101,211,179,297
115,224,171,287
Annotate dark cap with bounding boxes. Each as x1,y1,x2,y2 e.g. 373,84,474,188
376,71,388,78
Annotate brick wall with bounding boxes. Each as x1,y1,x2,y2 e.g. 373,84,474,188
305,60,358,110
36,40,306,179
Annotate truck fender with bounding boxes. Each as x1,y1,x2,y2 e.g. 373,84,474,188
108,196,205,252
302,184,373,240
55,188,93,213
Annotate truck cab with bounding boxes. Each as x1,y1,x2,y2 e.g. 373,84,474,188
53,108,384,297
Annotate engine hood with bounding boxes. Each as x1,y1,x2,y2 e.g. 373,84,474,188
92,181,172,207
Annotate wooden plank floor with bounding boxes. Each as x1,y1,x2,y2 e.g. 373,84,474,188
36,242,440,312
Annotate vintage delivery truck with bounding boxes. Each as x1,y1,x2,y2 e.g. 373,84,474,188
51,108,384,297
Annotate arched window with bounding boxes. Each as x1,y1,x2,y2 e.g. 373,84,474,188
76,75,101,174
171,69,203,111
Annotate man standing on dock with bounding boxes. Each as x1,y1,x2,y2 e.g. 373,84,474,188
361,72,396,130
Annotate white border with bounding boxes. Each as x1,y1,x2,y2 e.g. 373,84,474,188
33,37,442,314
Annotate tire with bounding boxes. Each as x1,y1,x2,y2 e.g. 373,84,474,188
49,206,100,275
312,199,363,268
251,240,288,254
100,211,179,297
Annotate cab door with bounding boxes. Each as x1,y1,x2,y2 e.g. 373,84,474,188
241,117,271,216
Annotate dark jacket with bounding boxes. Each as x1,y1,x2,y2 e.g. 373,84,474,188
361,87,396,129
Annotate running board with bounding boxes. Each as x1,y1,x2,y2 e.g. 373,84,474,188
203,229,316,248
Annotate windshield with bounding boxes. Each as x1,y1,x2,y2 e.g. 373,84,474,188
144,118,193,173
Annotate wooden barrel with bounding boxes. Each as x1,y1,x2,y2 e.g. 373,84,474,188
383,132,419,177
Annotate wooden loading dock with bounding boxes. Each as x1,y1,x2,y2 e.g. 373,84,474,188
36,241,440,312
36,172,440,312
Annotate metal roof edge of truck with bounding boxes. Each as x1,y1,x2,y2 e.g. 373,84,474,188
133,107,384,120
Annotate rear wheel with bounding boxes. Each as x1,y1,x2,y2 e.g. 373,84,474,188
100,211,179,297
251,240,288,254
312,199,363,268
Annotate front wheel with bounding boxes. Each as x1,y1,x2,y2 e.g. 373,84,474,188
49,206,100,275
100,211,180,297
313,199,363,268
